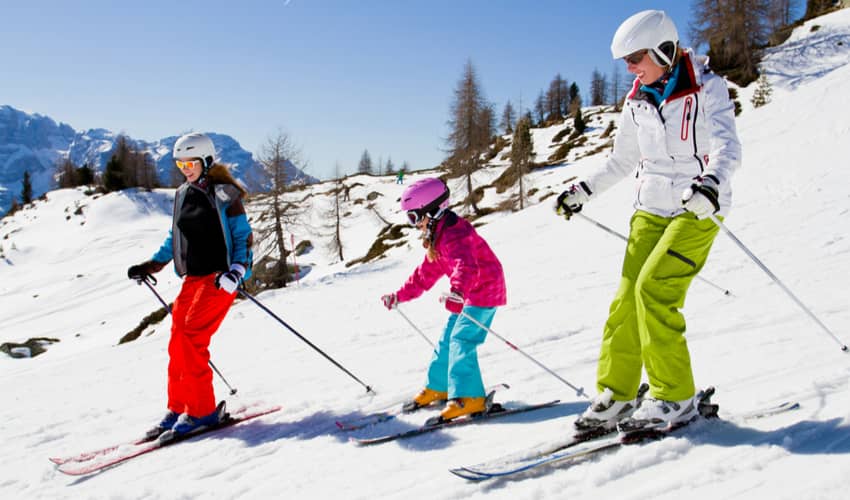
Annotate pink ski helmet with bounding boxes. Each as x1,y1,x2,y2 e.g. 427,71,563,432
400,177,450,225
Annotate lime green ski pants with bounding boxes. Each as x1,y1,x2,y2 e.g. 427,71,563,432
596,210,720,402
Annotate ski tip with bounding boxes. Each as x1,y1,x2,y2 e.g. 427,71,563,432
449,467,490,481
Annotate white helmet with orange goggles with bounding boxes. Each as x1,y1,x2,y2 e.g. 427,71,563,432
173,133,216,171
611,10,679,68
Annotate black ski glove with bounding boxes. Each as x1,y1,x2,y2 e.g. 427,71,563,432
127,260,165,280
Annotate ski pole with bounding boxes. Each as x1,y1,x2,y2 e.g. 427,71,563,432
238,289,376,394
395,307,436,348
575,212,731,296
442,295,588,399
708,214,847,352
136,275,239,395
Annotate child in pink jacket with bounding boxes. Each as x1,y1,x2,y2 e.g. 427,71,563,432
381,177,506,422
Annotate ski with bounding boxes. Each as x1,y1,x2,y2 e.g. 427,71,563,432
50,403,273,466
53,404,281,476
335,382,510,432
451,390,800,481
352,399,560,446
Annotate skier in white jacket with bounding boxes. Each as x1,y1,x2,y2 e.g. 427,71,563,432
557,10,742,433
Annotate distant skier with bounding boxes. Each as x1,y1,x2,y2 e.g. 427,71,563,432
381,177,506,421
556,10,741,433
396,170,405,184
127,132,253,439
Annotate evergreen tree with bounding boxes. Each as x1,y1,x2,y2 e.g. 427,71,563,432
21,171,33,204
573,108,586,136
751,74,773,107
76,164,94,186
568,82,582,115
103,155,125,192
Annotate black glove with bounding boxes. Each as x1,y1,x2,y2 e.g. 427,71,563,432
127,260,165,280
555,181,592,220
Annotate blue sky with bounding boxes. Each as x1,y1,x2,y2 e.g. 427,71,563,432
2,1,701,180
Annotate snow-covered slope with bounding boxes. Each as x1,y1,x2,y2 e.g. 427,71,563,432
1,9,849,499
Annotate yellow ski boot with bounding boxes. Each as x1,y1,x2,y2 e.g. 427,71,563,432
402,388,447,412
439,397,487,421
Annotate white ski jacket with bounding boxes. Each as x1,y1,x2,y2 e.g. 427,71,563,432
585,49,742,218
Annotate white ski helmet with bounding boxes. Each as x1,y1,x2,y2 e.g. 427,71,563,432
173,133,216,170
611,10,679,68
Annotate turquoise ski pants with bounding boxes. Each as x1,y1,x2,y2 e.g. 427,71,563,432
425,306,496,398
597,211,720,402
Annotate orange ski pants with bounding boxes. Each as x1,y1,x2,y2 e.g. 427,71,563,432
167,274,235,417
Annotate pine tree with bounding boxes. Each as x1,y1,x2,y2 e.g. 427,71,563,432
573,108,586,135
568,83,582,115
103,155,125,192
751,74,773,108
76,164,94,186
21,171,33,204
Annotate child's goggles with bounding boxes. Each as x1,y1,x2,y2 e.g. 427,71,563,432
406,210,426,226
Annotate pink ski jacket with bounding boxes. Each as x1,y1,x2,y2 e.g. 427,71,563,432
396,212,506,308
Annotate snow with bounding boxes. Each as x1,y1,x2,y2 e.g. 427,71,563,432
2,10,850,499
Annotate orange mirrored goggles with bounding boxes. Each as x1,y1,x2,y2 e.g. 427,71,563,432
623,49,648,65
175,159,202,170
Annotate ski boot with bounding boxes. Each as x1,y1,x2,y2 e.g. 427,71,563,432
402,387,447,413
143,410,180,440
574,382,649,436
158,401,228,442
618,386,718,435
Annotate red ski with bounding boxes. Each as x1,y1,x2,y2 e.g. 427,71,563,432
52,404,281,476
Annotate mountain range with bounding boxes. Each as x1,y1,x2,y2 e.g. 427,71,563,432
0,105,315,214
